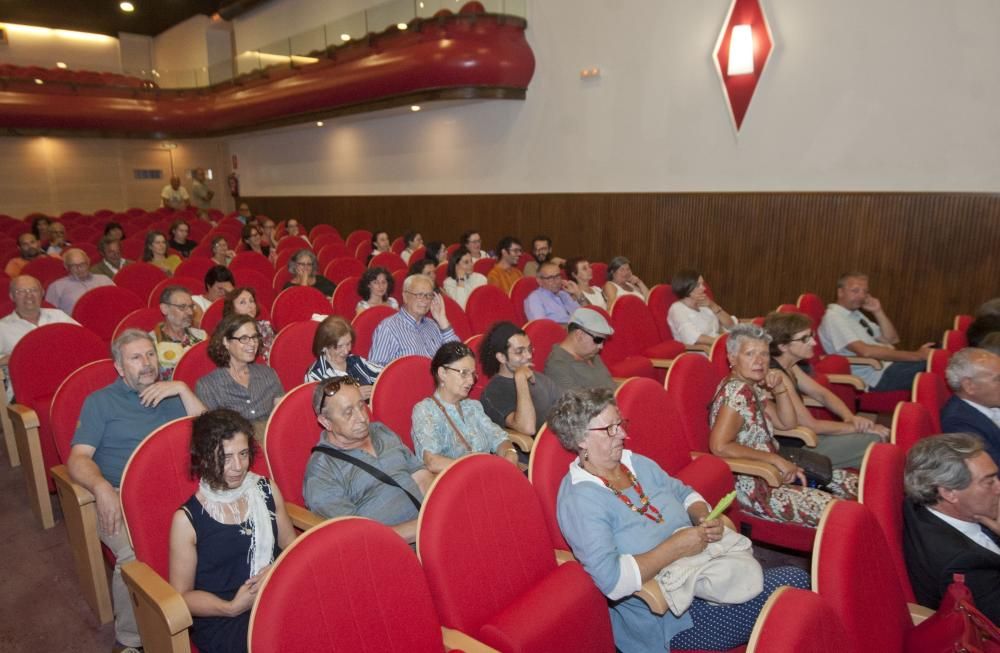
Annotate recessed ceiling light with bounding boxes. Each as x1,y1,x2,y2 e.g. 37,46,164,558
34,78,44,85
119,2,135,12
340,33,351,41
410,105,421,112
397,23,408,30
419,2,425,7
316,121,324,127
55,62,67,69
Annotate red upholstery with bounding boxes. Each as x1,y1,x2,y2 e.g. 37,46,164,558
198,301,224,334
275,235,311,253
231,269,277,314
323,256,365,284
72,286,145,343
464,334,488,400
409,246,427,263
435,262,449,288
250,517,450,652
441,294,472,342
263,382,320,507
942,329,967,354
316,243,352,271
171,341,215,389
273,252,296,278
581,304,657,381
147,276,202,307
747,587,853,653
418,455,615,652
466,285,516,336
954,314,974,333
911,372,948,432
523,319,566,373
509,276,538,326
369,252,407,274
708,332,731,379
858,389,910,415
113,307,164,341
858,443,914,602
330,276,362,318
590,262,608,285
114,262,168,302
927,349,951,379
355,241,373,261
390,236,405,254
391,270,407,305
269,320,320,391
647,284,678,342
796,292,826,330
20,255,66,288
890,401,936,454
526,425,575,550
345,230,371,254
229,251,273,279
49,359,118,463
370,355,433,450
352,305,396,359
309,224,341,242
270,286,331,331
473,258,495,276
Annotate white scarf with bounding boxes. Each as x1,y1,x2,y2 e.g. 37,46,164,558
198,472,275,576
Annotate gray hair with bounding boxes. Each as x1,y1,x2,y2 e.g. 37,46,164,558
945,347,996,392
10,275,41,298
904,433,984,506
547,387,616,453
159,285,191,305
726,324,772,356
836,272,868,289
287,248,318,274
606,256,630,282
402,273,432,294
111,329,155,365
977,298,1000,319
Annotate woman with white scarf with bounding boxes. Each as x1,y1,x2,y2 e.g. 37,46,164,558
169,409,296,653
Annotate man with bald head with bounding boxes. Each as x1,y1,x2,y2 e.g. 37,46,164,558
44,248,114,315
160,175,190,210
5,232,55,278
942,348,1000,463
524,261,582,324
368,274,458,366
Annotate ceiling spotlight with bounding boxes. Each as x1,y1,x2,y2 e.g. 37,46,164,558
316,121,324,127
120,2,135,12
56,62,67,69
340,33,351,41
410,105,421,112
397,23,408,30
419,2,425,7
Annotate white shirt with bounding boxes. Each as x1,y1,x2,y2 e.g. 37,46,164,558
581,286,607,310
668,301,722,346
962,398,1000,429
818,303,891,388
0,308,79,399
928,507,1000,555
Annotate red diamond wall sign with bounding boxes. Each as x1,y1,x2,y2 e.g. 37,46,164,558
713,0,773,132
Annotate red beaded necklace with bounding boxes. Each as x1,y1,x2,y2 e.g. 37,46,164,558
597,463,664,524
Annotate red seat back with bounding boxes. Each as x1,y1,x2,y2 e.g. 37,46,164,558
663,353,725,452
942,329,968,354
198,300,224,334
114,261,168,302
269,320,320,391
911,372,948,432
589,262,608,285
275,235,311,253
441,294,472,342
609,295,669,357
173,256,215,281
509,276,538,325
465,285,516,335
472,258,495,276
748,587,854,653
271,286,331,331
369,252,407,274
523,319,566,373
147,276,201,307
858,443,914,602
370,355,433,450
308,224,341,242
113,307,164,341
229,251,273,279
615,377,697,474
323,256,365,284
9,323,107,404
345,230,371,253
231,268,276,312
351,305,396,359
330,275,362,318
526,425,575,550
72,286,145,343
263,382,320,506
49,359,118,463
926,349,951,379
647,284,678,342
709,332,731,379
20,256,66,289
890,401,936,454
316,242,352,269
954,314,974,333
171,340,215,389
796,292,826,330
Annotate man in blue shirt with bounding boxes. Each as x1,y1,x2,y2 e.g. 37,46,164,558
524,261,583,324
368,274,457,365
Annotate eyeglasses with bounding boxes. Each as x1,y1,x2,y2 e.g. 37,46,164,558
539,274,561,281
228,334,262,345
406,290,435,301
580,329,606,345
788,333,816,344
588,419,629,437
12,288,41,297
318,376,360,410
443,366,478,380
295,261,314,268
165,303,195,312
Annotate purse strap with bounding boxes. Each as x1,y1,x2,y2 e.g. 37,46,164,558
430,395,473,453
310,446,421,510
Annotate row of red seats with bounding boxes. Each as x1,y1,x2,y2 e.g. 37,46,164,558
0,63,156,89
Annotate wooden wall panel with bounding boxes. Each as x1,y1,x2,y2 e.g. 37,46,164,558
245,193,1000,345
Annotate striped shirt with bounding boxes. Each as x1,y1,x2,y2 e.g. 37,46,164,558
368,309,457,366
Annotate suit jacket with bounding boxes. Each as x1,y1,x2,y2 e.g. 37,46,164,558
941,395,1000,464
90,259,128,279
903,501,1000,625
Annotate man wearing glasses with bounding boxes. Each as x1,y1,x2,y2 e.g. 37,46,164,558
818,272,934,391
524,261,583,324
44,248,113,315
486,236,524,294
369,274,458,366
545,308,617,392
150,286,207,380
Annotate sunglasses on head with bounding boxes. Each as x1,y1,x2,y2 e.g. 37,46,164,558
318,376,360,410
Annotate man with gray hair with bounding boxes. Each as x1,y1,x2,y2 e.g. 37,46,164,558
150,286,207,380
903,433,1000,623
44,247,114,315
91,236,129,278
368,274,457,366
67,329,205,652
941,347,1000,463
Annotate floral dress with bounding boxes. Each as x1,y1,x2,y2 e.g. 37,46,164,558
709,377,858,527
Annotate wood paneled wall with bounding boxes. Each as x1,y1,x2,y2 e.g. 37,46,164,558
245,193,1000,345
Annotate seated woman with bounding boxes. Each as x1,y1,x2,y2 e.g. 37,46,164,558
196,314,284,441
604,256,649,307
550,387,809,652
283,219,308,243
668,269,736,347
441,246,487,309
168,220,197,258
169,408,296,653
283,249,336,296
355,266,398,314
223,287,275,361
240,224,274,263
566,256,607,309
400,230,423,263
408,257,438,286
709,325,858,527
209,235,234,268
764,311,885,468
305,315,383,397
143,230,182,275
425,241,448,265
367,229,391,264
411,342,520,472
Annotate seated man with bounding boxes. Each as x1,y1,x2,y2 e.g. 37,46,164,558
0,275,77,399
303,377,433,543
524,261,582,324
522,235,566,278
818,272,932,391
91,236,129,278
903,433,1000,625
5,232,55,278
44,248,114,315
368,274,457,366
545,308,616,392
480,321,562,437
161,176,190,210
67,329,205,652
486,236,524,294
942,348,1000,463
192,265,235,313
150,286,207,380
45,221,70,256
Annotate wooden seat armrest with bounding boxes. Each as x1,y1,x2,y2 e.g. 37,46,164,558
846,356,883,370
773,426,819,447
0,366,19,467
503,429,534,453
554,548,576,564
285,503,324,531
908,602,934,625
51,464,95,507
9,402,53,529
7,402,39,430
650,358,673,370
121,560,193,639
692,451,781,487
612,377,631,386
442,627,501,652
825,373,865,390
685,344,711,354
555,547,669,616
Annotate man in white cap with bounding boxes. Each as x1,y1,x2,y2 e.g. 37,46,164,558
545,308,616,392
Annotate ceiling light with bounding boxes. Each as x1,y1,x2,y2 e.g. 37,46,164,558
340,33,351,42
316,121,324,127
419,2,425,7
34,78,44,85
410,105,421,112
55,62,67,69
397,23,408,30
120,2,135,12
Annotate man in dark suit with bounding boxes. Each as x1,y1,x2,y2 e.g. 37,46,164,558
903,433,1000,624
942,348,1000,463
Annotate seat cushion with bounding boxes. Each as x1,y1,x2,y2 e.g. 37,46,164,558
644,340,686,360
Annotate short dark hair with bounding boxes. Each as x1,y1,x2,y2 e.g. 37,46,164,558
447,246,471,280
404,231,420,247
223,286,258,318
425,241,446,262
370,230,388,248
496,236,521,259
408,257,436,279
671,269,700,299
357,267,394,301
763,311,813,358
207,313,258,367
460,230,479,246
190,408,257,491
564,257,587,284
431,341,474,385
480,321,524,377
30,216,49,239
204,265,235,291
103,221,124,238
169,219,188,239
97,235,119,256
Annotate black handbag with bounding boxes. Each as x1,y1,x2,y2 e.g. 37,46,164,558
777,445,834,488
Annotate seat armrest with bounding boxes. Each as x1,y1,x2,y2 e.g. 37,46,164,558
649,358,674,369
846,356,883,370
635,580,668,615
285,503,324,531
8,401,39,430
121,560,193,652
693,450,781,487
9,402,54,529
0,366,19,467
685,343,711,354
825,373,865,390
908,602,934,625
612,377,630,385
51,465,95,507
773,426,819,447
442,627,501,652
503,429,534,453
554,548,576,564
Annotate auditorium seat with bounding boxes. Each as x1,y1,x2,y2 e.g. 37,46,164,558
345,229,372,254
441,294,472,342
953,314,973,333
72,285,145,343
472,258,495,276
316,243,353,271
858,442,914,602
580,305,657,381
523,319,566,372
390,236,405,254
20,255,66,289
465,284,516,335
911,372,948,432
647,283,679,342
270,286,331,331
370,355,433,451
112,307,164,341
170,341,214,389
409,245,427,263
147,276,202,307
941,328,967,354
369,251,407,274
323,256,365,284
269,320,320,390
231,268,277,313
229,251,274,278
746,587,853,653
278,235,312,254
330,275,362,318
308,223,341,243
889,401,936,454
607,295,686,369
509,276,538,326
114,262,168,303
391,269,406,304
351,304,396,360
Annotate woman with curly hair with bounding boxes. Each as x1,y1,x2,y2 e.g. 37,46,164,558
355,266,398,314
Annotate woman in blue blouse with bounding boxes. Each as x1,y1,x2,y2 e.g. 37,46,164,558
550,388,809,652
411,342,520,472
305,315,383,399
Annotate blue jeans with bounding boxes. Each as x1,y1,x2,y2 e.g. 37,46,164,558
872,360,925,392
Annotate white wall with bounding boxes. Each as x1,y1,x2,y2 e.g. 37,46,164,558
227,0,1000,194
153,14,212,85
0,23,121,71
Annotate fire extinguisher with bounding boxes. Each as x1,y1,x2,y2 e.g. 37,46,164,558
228,172,240,199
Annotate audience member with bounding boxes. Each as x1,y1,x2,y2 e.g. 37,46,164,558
942,348,1000,463
442,246,487,309
91,236,128,278
668,269,736,347
461,229,489,262
190,168,214,215
355,267,398,314
161,176,191,210
143,230,182,275
168,220,196,258
45,221,70,256
304,377,433,542
367,230,391,264
193,266,235,313
522,235,565,277
565,257,607,309
236,202,254,225
241,223,273,261
5,232,53,278
524,261,582,324
169,408,295,653
982,333,1000,357
151,286,207,380
486,236,523,294
44,248,114,315
209,235,233,267
400,231,423,264
223,287,275,362
68,329,205,652
545,308,616,392
283,249,335,296
411,342,519,472
305,315,383,395
369,274,457,366
424,241,448,265
604,256,649,307
259,217,276,247
818,272,932,391
968,301,1000,348
103,222,125,241
31,216,51,248
480,321,561,437
903,433,1000,625
408,257,437,284
283,219,307,242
